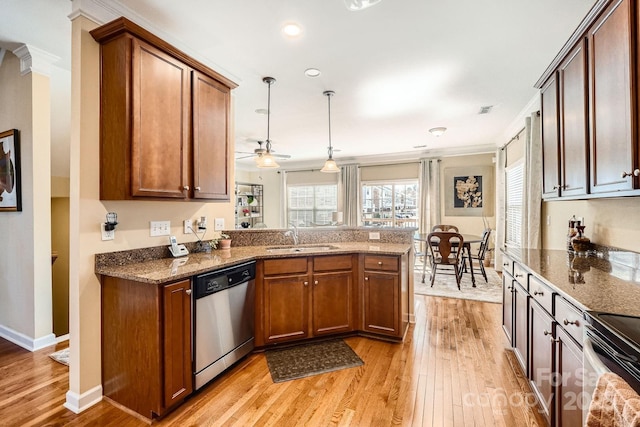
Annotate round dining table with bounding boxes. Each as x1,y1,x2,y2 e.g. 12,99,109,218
414,233,483,287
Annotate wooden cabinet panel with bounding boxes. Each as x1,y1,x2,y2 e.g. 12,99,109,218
555,327,585,427
101,277,192,419
513,282,529,376
502,273,514,344
314,254,353,272
555,296,584,345
312,270,353,336
363,271,399,336
530,275,554,315
541,75,561,199
559,40,589,197
530,300,554,424
589,0,635,193
162,280,193,408
263,257,308,276
192,70,230,200
263,274,309,343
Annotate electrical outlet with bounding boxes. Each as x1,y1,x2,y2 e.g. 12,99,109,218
150,220,171,237
369,232,380,240
101,223,115,241
214,218,224,231
184,219,193,234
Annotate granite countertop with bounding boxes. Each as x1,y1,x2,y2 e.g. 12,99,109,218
503,248,640,317
96,242,411,285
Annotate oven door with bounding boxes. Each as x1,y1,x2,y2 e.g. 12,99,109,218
583,334,610,423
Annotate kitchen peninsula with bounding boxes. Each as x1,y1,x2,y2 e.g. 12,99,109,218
95,227,413,420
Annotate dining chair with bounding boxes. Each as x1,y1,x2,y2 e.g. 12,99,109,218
431,224,459,233
463,228,492,282
427,231,465,289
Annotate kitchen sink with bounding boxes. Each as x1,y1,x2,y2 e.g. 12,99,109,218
265,245,338,254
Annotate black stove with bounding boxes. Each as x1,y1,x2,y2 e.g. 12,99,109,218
584,311,640,393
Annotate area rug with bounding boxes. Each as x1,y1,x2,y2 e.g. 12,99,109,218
49,348,69,366
414,265,503,304
265,339,363,383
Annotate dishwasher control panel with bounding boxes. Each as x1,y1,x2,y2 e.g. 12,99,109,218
194,261,256,299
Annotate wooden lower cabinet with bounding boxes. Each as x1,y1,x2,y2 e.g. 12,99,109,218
513,282,529,375
530,299,555,424
554,326,585,427
101,277,192,419
362,254,408,339
257,255,356,346
502,272,514,343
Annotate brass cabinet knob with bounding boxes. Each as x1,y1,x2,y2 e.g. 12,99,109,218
314,280,318,285
621,169,640,178
563,318,578,326
533,290,544,296
365,277,369,281
195,186,201,191
378,261,383,265
303,281,309,286
183,185,190,191
185,289,192,295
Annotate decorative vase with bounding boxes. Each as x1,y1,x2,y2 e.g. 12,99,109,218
218,239,232,249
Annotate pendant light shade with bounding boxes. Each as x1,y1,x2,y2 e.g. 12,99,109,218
258,77,279,169
344,0,382,11
321,90,340,173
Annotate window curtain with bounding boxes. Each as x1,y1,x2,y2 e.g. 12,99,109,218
522,112,542,249
494,147,507,271
279,171,288,228
339,164,360,226
418,159,441,235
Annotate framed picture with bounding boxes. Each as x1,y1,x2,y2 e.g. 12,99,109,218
0,129,22,212
444,166,494,217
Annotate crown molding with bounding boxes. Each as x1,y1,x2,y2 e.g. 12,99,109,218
12,44,60,76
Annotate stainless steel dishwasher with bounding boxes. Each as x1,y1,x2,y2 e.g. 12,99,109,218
193,260,255,390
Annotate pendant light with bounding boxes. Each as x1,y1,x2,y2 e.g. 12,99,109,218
256,77,279,169
321,90,340,173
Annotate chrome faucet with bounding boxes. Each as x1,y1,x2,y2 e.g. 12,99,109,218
284,223,299,245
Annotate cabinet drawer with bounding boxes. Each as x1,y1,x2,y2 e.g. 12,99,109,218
529,275,554,315
364,255,399,272
263,257,308,276
555,296,583,345
314,255,352,272
501,255,514,276
513,263,528,290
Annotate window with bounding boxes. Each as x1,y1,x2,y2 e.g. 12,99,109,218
505,161,524,247
287,184,338,227
361,181,418,228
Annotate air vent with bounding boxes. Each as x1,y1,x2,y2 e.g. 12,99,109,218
479,105,493,114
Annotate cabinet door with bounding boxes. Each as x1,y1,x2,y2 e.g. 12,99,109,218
559,40,589,197
502,273,514,343
589,0,636,193
192,70,231,200
162,279,192,408
555,327,585,427
513,282,529,376
312,271,353,336
264,274,310,343
541,75,561,199
363,271,399,337
131,38,190,198
529,300,554,423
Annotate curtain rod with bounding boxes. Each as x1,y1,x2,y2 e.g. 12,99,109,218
500,109,540,151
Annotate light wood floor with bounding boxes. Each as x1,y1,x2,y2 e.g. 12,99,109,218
0,296,546,426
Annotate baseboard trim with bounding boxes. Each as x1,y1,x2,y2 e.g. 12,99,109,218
56,334,70,343
0,325,56,351
64,385,103,414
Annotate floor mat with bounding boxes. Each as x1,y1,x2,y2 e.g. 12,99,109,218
49,348,69,366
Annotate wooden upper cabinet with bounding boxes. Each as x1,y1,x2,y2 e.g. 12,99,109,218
131,39,190,198
91,17,236,201
588,0,636,193
559,40,589,197
192,70,231,200
541,75,561,199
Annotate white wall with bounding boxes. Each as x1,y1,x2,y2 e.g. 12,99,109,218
0,52,54,349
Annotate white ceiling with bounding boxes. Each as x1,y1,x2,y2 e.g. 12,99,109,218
2,0,596,169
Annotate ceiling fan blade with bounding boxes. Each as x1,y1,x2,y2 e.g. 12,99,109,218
235,154,256,160
272,153,291,159
234,151,256,155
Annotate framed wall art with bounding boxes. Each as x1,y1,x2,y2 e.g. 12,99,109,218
444,166,494,217
0,129,22,212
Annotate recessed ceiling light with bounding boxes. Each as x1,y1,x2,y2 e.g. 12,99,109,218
479,105,493,114
282,23,302,37
255,108,269,115
305,68,321,78
428,127,447,137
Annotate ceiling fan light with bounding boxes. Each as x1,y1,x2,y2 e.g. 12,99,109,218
344,0,382,11
321,158,339,173
257,152,280,168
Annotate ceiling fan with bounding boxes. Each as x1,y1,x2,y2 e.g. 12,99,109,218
235,140,291,161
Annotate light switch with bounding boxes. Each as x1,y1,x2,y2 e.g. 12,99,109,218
214,218,225,231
